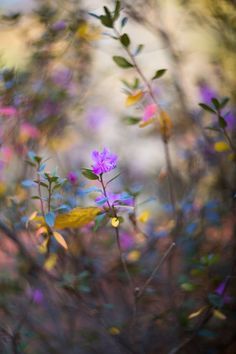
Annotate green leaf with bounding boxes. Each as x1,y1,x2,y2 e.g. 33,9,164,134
100,15,113,28
112,56,133,68
218,116,227,128
34,156,43,164
134,44,144,56
88,12,100,19
34,180,48,188
133,77,139,89
208,293,224,308
205,126,221,132
121,17,128,28
199,103,216,114
104,6,112,19
93,213,107,232
82,168,99,180
152,69,167,80
120,33,130,47
181,282,195,292
113,0,121,20
122,116,141,125
211,97,220,110
220,97,229,109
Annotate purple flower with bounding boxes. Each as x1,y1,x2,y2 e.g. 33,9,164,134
120,232,134,250
51,68,72,88
91,148,118,175
215,280,227,296
67,171,78,184
85,106,108,130
31,289,44,304
51,20,66,32
224,111,236,130
199,82,217,105
95,192,134,207
215,278,233,304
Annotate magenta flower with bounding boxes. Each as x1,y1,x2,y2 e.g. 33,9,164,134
67,171,78,184
91,148,118,175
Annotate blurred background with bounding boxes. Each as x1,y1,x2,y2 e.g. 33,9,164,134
0,1,235,353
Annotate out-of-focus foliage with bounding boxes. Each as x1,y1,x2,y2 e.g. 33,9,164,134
0,1,235,354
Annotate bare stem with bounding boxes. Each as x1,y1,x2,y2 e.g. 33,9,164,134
136,242,176,300
223,127,236,154
99,174,133,287
48,181,52,212
163,141,177,219
37,168,45,219
113,26,177,220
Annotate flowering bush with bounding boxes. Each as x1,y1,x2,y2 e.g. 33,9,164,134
0,1,235,354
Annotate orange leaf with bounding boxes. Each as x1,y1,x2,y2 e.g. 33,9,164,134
159,110,173,140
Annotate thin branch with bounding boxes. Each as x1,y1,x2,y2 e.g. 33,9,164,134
136,241,176,300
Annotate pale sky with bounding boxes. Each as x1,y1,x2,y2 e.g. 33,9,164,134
0,0,36,13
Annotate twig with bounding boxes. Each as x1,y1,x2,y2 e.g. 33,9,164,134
99,174,133,287
136,241,176,300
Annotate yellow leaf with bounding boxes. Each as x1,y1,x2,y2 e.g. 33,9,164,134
53,231,68,250
0,182,6,196
55,207,100,229
214,141,230,152
38,237,49,254
158,110,173,140
125,90,143,107
139,117,155,128
109,327,120,335
127,250,141,262
44,253,57,270
34,207,100,229
213,309,226,320
29,211,38,221
138,210,150,223
26,211,38,228
111,217,119,228
188,306,207,319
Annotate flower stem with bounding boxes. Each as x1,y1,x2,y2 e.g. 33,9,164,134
113,26,178,221
99,174,133,287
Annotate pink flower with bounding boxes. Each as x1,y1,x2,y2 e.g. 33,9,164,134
91,148,118,175
1,146,13,162
19,123,40,142
139,104,158,127
143,104,157,121
0,106,17,117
